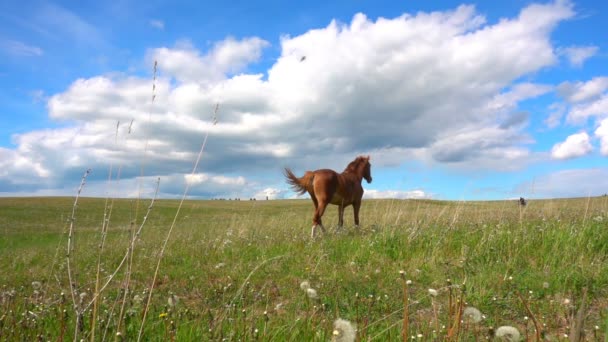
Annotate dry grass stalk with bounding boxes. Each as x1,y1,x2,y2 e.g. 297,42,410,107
66,168,90,341
138,103,219,341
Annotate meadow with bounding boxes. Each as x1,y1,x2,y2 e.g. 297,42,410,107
0,195,607,341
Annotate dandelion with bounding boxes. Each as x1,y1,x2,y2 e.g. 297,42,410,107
542,282,549,289
428,288,438,297
300,280,311,291
463,307,482,323
306,288,318,299
168,293,178,307
563,298,571,305
495,326,521,341
331,318,356,342
406,280,412,285
159,312,168,319
31,281,42,290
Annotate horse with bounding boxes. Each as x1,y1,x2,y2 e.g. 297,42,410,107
284,155,372,238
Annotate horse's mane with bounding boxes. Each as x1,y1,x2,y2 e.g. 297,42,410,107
344,156,369,173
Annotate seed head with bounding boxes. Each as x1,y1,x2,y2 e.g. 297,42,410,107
306,288,318,299
495,326,521,341
462,307,482,323
300,280,311,291
331,318,356,342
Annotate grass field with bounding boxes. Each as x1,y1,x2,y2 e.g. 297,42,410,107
1,196,607,341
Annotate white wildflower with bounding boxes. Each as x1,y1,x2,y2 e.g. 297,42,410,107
495,326,521,341
31,281,42,290
463,307,482,323
428,288,438,297
331,318,356,342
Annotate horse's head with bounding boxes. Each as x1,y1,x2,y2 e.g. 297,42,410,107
362,156,372,184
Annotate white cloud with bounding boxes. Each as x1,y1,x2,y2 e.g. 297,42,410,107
149,37,269,84
149,19,165,30
544,102,566,128
551,132,592,159
595,118,608,156
0,39,43,56
517,168,608,198
558,77,608,103
254,187,287,200
560,45,598,67
0,1,580,197
364,189,431,199
567,95,608,124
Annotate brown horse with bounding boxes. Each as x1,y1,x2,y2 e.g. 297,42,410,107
284,156,372,238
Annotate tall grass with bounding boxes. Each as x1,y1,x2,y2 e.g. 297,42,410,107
1,196,607,340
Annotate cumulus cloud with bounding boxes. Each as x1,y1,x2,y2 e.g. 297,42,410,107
560,45,598,67
0,1,580,198
556,77,608,125
558,77,608,104
149,37,269,84
364,189,430,199
551,132,592,159
595,118,608,156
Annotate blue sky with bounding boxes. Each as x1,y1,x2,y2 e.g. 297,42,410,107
1,0,607,200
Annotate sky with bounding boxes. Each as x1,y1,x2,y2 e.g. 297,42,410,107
1,0,607,201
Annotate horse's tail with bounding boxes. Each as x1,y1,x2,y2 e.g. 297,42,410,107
283,168,312,195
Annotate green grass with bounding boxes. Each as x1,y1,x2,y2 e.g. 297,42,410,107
1,196,607,341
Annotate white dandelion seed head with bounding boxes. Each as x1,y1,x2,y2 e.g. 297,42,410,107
406,280,412,285
463,307,482,323
300,280,311,291
306,288,318,299
495,326,521,341
31,281,42,290
168,294,179,307
428,288,438,297
563,298,571,305
332,319,356,342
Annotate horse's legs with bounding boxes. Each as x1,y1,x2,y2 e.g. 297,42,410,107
353,200,361,228
312,199,328,238
310,194,321,238
337,204,345,230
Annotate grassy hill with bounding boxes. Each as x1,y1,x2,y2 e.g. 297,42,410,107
1,196,607,341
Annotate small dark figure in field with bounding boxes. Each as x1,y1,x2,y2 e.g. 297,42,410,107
519,197,527,206
284,155,372,238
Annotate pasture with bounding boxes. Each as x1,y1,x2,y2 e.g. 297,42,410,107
0,196,607,341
